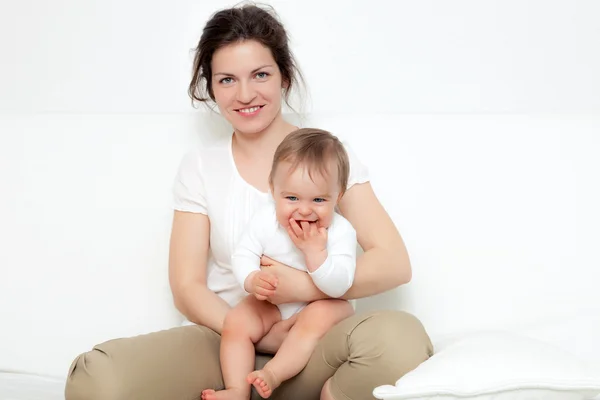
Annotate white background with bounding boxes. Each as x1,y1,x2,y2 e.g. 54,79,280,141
2,0,600,114
1,0,599,379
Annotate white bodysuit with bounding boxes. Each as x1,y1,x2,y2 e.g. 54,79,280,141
172,134,369,325
231,199,357,320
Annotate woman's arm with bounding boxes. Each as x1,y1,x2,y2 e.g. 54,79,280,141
337,182,411,298
168,210,230,334
262,182,410,303
260,256,325,304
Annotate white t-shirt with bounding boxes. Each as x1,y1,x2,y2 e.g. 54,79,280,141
172,133,369,312
231,199,357,320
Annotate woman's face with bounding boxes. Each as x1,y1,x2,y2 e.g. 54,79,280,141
211,40,285,136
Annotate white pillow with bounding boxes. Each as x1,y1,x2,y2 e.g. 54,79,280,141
372,331,600,400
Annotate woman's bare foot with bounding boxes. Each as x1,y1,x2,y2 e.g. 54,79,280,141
201,388,246,400
246,368,280,399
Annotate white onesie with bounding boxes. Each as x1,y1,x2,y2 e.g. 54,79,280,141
231,199,357,320
172,134,369,326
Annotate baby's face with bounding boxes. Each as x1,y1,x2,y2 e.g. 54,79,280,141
271,161,341,231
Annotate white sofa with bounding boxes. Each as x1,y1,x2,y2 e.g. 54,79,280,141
1,113,599,399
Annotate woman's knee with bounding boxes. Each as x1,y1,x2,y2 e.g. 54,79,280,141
65,325,223,400
65,347,120,400
322,311,433,399
369,310,432,357
322,310,433,400
335,310,433,362
321,310,433,378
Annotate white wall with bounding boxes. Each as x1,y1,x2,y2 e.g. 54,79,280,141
1,0,599,379
1,0,599,114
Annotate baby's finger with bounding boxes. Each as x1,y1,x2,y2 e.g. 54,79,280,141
287,220,299,239
260,255,275,267
290,219,303,237
300,221,310,237
310,222,318,236
257,279,275,291
259,273,278,288
287,226,300,244
255,286,276,297
255,293,268,301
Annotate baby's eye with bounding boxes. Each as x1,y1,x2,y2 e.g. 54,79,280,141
313,198,326,203
286,196,298,201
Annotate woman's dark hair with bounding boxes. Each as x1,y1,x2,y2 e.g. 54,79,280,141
188,3,304,109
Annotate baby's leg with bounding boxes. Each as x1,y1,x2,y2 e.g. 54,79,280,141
247,299,354,398
201,296,281,400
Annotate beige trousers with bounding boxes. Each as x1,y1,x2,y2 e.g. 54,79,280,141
65,310,433,400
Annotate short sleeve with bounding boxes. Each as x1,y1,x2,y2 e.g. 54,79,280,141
172,150,208,214
343,141,370,189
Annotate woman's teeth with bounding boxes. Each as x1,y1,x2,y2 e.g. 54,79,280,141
239,106,261,114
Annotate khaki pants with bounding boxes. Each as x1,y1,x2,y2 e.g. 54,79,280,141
65,310,433,400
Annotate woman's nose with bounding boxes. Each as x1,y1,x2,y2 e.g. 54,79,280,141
236,81,256,104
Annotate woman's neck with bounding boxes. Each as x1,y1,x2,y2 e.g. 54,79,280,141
232,115,296,160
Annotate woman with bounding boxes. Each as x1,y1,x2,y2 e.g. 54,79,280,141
65,4,433,400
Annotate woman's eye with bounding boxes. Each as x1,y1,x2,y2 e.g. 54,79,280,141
220,77,233,84
286,196,298,201
256,72,269,79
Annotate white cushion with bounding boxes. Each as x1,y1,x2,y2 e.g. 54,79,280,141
372,331,600,400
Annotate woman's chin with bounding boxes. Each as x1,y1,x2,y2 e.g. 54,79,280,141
232,116,275,136
232,125,265,136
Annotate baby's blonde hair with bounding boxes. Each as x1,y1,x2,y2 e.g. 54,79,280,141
269,128,350,196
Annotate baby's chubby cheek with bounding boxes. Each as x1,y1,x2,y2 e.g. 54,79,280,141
276,212,293,229
316,216,332,230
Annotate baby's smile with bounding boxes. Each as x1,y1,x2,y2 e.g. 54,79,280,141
294,219,318,225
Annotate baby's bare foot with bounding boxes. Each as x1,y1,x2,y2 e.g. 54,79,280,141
246,368,280,399
201,388,245,400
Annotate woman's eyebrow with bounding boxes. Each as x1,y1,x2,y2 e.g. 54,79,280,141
213,64,275,77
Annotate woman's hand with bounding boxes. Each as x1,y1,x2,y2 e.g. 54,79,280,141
260,255,326,304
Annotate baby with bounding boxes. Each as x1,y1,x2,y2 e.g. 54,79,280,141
202,128,357,400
